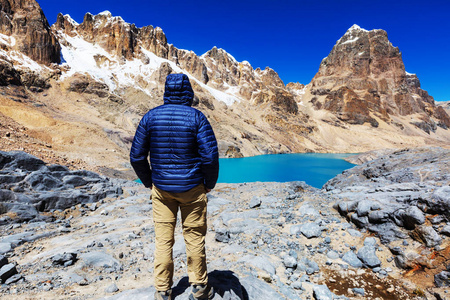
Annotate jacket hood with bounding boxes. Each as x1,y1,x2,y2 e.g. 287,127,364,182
163,73,194,106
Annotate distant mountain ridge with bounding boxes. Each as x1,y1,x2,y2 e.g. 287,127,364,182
0,0,449,173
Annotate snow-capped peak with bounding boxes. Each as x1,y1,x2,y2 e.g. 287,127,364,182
98,11,112,17
63,14,79,26
95,11,124,23
348,24,368,32
337,24,369,45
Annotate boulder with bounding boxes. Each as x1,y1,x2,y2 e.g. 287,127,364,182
357,246,381,268
0,263,17,283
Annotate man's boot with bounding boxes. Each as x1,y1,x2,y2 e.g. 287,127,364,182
155,289,172,300
189,284,214,300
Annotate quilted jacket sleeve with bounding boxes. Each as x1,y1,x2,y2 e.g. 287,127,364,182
197,112,219,189
130,114,152,188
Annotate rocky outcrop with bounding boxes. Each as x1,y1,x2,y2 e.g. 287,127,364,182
326,147,449,243
0,151,125,224
0,0,60,65
325,146,450,280
171,47,209,84
0,59,21,86
53,11,169,62
200,47,295,112
308,25,450,131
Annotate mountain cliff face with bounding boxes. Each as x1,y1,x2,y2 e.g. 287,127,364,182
306,25,449,132
0,0,60,64
0,1,449,173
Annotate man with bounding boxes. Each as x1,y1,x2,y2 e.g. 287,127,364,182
130,73,219,300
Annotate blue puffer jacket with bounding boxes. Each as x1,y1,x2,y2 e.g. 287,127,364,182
130,73,219,193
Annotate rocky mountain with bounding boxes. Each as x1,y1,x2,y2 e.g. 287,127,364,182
305,24,449,131
0,0,449,175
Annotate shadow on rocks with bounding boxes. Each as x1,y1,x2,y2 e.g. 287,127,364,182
173,270,248,300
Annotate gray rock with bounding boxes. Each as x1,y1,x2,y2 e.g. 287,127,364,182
327,147,450,247
435,271,450,287
352,288,365,296
350,214,368,228
327,250,340,260
0,254,7,268
0,151,46,172
336,201,358,215
342,251,363,268
372,267,381,273
0,242,12,255
64,273,86,284
298,257,319,274
363,237,377,247
215,228,230,243
357,246,381,268
412,225,442,247
79,252,121,271
368,210,389,224
403,206,425,229
427,186,450,217
0,203,39,222
299,223,322,239
105,283,119,293
249,196,262,208
299,274,310,282
283,255,297,269
52,252,77,266
441,225,450,236
291,280,302,290
356,200,373,217
313,284,334,300
0,263,17,283
5,273,23,285
89,202,98,211
63,175,87,187
24,171,63,191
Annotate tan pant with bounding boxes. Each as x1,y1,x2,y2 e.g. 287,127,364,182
151,184,208,291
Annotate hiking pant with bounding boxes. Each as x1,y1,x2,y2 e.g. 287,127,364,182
152,184,208,291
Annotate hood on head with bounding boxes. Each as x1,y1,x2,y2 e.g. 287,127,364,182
163,73,194,106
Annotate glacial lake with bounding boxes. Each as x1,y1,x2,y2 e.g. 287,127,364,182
217,153,356,189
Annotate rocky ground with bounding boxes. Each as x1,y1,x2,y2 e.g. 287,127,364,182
0,148,449,299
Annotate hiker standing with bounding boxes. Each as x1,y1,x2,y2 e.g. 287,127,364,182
130,73,219,300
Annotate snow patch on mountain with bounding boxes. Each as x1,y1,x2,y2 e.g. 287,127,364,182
0,33,47,72
58,32,241,105
341,36,360,45
0,33,15,47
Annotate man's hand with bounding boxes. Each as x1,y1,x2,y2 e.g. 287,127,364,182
205,188,211,193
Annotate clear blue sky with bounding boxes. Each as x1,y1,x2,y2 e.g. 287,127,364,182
38,0,450,101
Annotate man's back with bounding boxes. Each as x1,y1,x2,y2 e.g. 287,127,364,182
130,73,219,193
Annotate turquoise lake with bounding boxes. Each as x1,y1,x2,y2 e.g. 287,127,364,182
217,153,356,189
